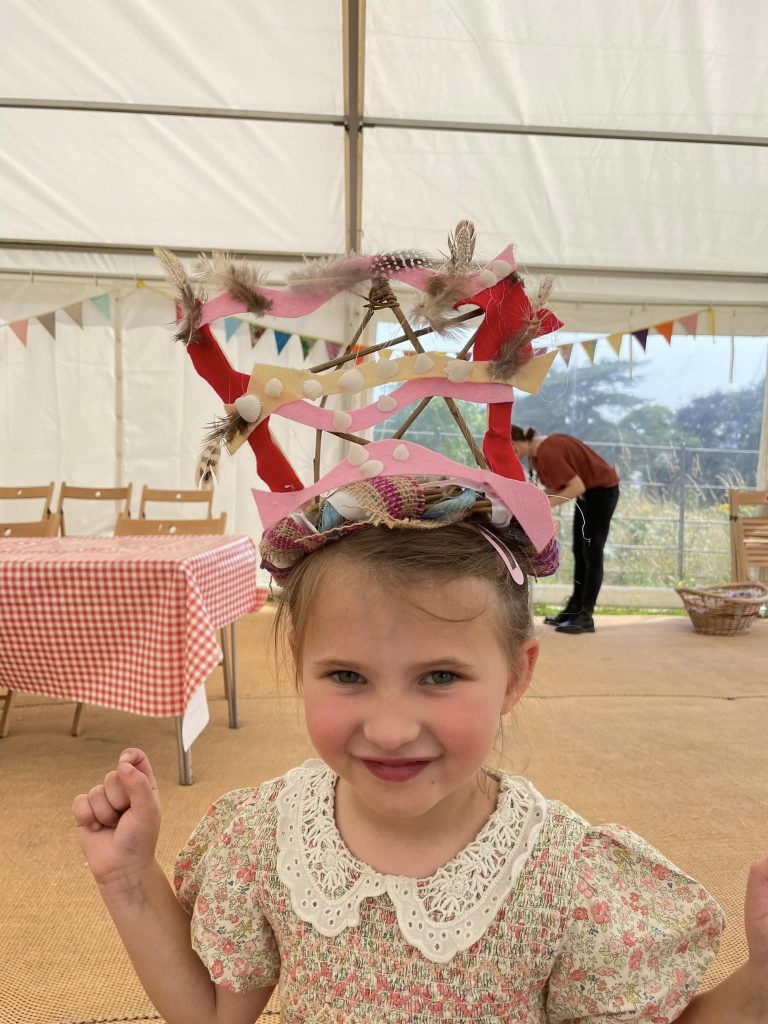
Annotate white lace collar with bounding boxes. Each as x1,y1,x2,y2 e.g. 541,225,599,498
276,759,547,963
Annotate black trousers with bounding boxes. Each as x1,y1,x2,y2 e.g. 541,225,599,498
565,485,620,614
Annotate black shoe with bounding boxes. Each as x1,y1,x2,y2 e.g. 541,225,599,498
556,612,595,634
543,611,574,626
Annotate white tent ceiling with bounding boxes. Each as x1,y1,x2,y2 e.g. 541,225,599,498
2,0,767,333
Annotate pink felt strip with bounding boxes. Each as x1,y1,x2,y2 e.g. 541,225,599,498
276,378,515,432
252,438,554,551
198,246,517,327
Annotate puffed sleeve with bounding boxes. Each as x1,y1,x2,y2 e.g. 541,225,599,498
173,787,281,992
546,823,724,1023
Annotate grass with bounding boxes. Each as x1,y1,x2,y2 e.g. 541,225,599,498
534,604,686,617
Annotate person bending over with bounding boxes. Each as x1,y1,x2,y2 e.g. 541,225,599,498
511,426,619,634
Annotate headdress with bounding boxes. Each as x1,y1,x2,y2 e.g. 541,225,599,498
156,221,563,581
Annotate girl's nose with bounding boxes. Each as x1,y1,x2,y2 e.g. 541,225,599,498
361,709,422,752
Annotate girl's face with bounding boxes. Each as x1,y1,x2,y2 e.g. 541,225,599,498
298,560,538,827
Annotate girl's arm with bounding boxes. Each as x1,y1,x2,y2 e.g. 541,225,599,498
73,750,275,1024
677,860,768,1023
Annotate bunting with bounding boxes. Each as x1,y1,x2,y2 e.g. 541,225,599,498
63,302,84,328
654,321,674,344
90,294,111,319
10,320,28,346
607,333,623,356
299,336,316,360
632,328,649,352
248,324,267,348
274,329,292,354
581,339,598,363
224,317,243,342
549,306,719,370
37,311,57,341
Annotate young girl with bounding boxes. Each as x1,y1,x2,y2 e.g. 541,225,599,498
73,472,768,1024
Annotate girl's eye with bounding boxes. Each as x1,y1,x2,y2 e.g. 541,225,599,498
424,671,457,686
332,670,363,685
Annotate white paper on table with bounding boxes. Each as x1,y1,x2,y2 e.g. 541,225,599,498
181,684,210,751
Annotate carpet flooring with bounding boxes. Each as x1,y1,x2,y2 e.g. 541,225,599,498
1,609,766,1023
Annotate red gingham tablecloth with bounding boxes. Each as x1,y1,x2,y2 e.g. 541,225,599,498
0,535,267,717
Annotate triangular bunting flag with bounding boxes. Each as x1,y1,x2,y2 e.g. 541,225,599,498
37,311,57,341
248,324,266,348
632,328,649,351
90,294,111,319
581,339,597,363
63,302,84,327
559,344,573,366
10,319,29,346
299,336,316,360
325,341,343,360
707,307,716,336
274,329,292,354
654,320,674,344
607,333,623,357
351,343,367,365
224,317,242,342
679,312,699,336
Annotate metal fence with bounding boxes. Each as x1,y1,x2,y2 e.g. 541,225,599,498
372,428,760,587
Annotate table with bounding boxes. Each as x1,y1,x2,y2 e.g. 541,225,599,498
0,535,267,783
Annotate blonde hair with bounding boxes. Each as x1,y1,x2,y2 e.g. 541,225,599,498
272,522,534,687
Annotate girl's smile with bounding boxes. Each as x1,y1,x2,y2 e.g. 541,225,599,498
298,559,538,851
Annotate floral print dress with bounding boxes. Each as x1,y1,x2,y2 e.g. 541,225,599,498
174,760,724,1022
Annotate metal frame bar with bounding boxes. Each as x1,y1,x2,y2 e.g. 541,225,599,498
2,97,765,149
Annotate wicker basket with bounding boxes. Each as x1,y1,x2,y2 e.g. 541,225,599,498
675,582,768,636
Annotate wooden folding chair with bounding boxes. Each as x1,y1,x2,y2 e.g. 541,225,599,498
0,513,61,736
0,514,61,538
56,482,132,535
138,486,214,519
0,483,55,521
114,512,227,536
728,489,768,581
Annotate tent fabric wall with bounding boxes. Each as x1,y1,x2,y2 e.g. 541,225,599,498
0,281,357,566
1,1,767,496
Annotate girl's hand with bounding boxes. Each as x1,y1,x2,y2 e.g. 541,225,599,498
745,858,768,999
72,748,162,889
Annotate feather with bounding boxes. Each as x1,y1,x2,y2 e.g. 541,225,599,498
488,323,540,381
195,438,222,490
285,254,377,295
369,250,433,278
197,252,273,316
154,247,205,344
201,412,251,458
410,271,479,335
446,220,476,273
489,276,557,380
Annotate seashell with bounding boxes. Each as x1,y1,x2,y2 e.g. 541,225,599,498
347,445,368,466
264,377,284,398
443,360,472,383
476,270,498,289
414,353,434,373
489,260,513,279
234,393,262,422
338,369,365,393
332,410,353,431
377,395,398,412
360,459,385,478
302,379,323,399
375,359,400,380
392,444,410,462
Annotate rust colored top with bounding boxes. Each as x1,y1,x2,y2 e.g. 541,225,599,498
532,434,620,492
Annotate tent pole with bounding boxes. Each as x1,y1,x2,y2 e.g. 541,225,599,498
113,293,125,487
757,346,768,490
